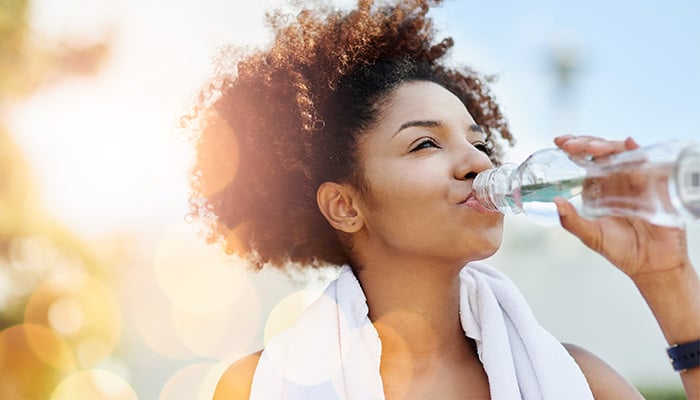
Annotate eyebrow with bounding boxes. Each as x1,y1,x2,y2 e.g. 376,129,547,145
393,120,484,137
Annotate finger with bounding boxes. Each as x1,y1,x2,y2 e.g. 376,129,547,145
625,136,640,150
554,197,603,253
553,135,575,147
554,135,602,151
564,138,630,159
583,137,639,158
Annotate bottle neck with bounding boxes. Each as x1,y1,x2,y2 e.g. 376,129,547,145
473,163,521,214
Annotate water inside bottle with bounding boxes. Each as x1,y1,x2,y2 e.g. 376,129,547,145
509,178,584,226
581,163,678,225
473,141,700,227
508,156,700,227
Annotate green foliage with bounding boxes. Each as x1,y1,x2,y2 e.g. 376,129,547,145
638,386,688,400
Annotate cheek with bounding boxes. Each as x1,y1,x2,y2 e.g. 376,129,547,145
359,177,437,244
363,176,437,225
360,167,413,208
369,161,443,202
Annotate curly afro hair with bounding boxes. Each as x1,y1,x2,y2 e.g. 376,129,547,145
184,0,514,269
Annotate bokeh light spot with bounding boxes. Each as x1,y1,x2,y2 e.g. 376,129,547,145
76,337,111,368
263,289,322,345
223,220,252,255
154,222,239,313
121,253,195,360
171,274,261,359
25,276,122,368
198,115,240,198
50,369,137,400
159,362,218,400
130,288,194,360
0,323,76,399
265,293,342,386
152,221,264,358
170,261,242,314
48,297,84,335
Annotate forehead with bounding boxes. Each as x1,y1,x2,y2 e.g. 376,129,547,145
378,80,476,127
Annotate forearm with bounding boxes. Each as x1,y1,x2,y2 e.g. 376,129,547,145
633,259,700,397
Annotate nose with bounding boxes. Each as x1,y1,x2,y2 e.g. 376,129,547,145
455,142,493,181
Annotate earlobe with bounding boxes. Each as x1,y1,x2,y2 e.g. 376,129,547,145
316,182,363,233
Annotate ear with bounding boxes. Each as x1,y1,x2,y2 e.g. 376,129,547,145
316,182,363,233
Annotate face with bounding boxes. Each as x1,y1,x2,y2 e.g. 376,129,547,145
353,80,504,265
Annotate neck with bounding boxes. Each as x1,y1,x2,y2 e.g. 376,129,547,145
355,258,473,366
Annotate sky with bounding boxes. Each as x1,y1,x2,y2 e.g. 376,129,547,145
431,0,700,151
7,0,699,236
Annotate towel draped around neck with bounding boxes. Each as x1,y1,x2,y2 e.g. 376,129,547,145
250,263,593,399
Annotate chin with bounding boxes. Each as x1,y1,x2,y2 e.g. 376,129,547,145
478,243,501,261
471,224,504,261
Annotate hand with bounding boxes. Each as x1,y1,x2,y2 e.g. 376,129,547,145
552,135,690,280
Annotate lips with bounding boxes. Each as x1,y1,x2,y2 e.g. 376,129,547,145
461,192,501,214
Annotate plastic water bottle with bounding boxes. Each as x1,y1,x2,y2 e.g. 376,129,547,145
473,140,700,227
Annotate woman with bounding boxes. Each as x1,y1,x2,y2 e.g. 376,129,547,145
184,0,699,398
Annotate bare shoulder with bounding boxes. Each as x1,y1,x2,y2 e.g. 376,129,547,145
213,350,263,400
563,343,643,399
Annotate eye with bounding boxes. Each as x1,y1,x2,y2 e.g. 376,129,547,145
410,138,440,152
472,142,492,156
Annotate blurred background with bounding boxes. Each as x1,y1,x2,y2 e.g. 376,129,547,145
1,0,698,398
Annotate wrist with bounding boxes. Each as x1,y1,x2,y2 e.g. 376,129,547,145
632,261,700,346
631,257,695,292
667,339,700,372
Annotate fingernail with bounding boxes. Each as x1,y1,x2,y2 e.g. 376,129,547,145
554,135,573,144
554,197,568,217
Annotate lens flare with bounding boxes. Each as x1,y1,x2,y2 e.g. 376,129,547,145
223,220,252,255
0,323,76,399
151,221,265,359
130,286,195,360
48,297,84,335
50,369,137,400
154,222,236,313
263,289,322,345
24,275,122,368
263,293,342,386
159,362,218,400
197,115,240,198
122,253,194,360
171,274,261,359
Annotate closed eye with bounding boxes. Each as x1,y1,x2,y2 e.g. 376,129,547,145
472,142,492,156
410,138,440,152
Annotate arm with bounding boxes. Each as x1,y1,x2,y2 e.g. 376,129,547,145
213,351,262,400
563,343,644,399
633,262,700,396
553,135,700,398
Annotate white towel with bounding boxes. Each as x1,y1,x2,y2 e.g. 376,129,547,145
250,262,593,399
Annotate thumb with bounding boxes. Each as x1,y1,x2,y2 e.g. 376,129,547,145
554,197,603,253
